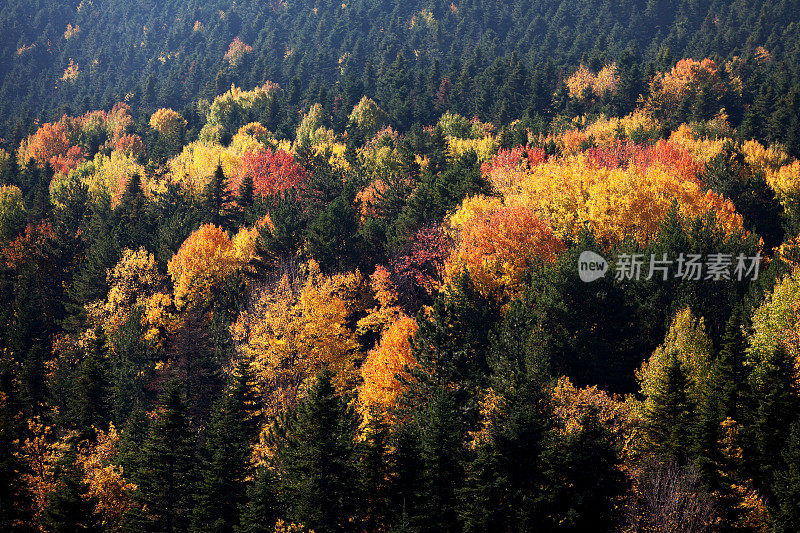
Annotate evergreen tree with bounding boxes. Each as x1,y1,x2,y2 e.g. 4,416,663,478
236,466,279,533
134,381,197,533
746,345,800,498
644,355,696,461
203,164,234,230
773,421,800,532
42,452,102,533
542,408,628,532
193,359,261,533
267,369,359,533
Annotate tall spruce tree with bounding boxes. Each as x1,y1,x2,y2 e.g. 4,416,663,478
267,368,359,533
193,359,261,532
134,381,197,533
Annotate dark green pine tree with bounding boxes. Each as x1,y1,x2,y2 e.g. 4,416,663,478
68,329,111,436
412,388,465,533
693,309,750,484
267,368,360,533
644,355,696,461
42,452,102,533
746,345,800,498
236,466,279,533
193,359,261,533
306,186,361,273
114,172,152,251
237,173,256,225
772,421,800,532
251,192,305,277
203,164,235,230
134,381,197,533
0,365,32,529
541,408,628,532
356,408,392,532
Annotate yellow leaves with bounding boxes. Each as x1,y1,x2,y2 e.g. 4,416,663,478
768,161,800,195
637,308,712,406
199,83,281,144
551,376,638,458
483,143,743,245
76,424,138,531
64,23,80,39
446,136,499,162
233,261,365,417
87,151,147,205
168,140,241,198
168,224,238,312
566,63,619,98
60,58,81,84
348,97,386,137
87,247,167,345
748,266,800,386
743,139,788,177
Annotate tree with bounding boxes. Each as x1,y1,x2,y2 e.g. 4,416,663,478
203,164,235,230
193,360,261,533
266,369,360,533
42,452,102,533
134,381,197,533
643,354,696,461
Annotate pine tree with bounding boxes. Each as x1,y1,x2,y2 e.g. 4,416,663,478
267,368,360,533
42,452,102,533
542,408,628,532
204,164,234,230
193,359,261,533
773,421,800,532
746,345,800,498
134,381,197,533
236,466,279,533
693,309,749,484
645,355,695,460
356,409,391,532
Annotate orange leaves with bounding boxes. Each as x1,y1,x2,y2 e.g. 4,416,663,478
359,314,418,413
233,149,309,199
18,115,81,169
168,224,238,312
446,198,564,299
76,424,138,530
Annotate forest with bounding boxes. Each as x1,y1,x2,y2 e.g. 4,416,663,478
3,1,800,533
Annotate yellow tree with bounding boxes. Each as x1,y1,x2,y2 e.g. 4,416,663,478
149,108,187,153
233,261,365,418
76,424,139,531
168,224,239,312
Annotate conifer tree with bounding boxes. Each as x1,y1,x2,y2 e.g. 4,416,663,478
267,368,360,533
193,359,261,533
42,452,102,533
236,466,279,533
134,381,197,533
644,355,696,460
204,164,234,230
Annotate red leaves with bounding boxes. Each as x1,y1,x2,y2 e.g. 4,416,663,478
480,145,546,177
3,222,56,270
233,148,309,199
586,140,702,181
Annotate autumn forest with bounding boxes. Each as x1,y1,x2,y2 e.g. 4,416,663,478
3,1,800,532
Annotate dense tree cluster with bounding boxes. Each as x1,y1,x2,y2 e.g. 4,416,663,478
3,44,800,531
